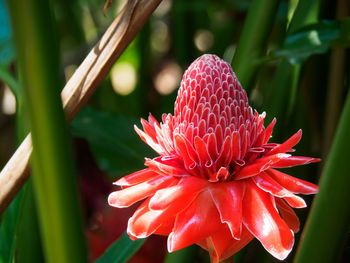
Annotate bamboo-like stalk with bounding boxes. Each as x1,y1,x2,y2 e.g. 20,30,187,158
294,87,350,262
0,0,162,216
322,0,348,157
8,0,88,262
231,0,280,91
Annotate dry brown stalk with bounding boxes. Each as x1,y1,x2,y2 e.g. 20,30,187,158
0,0,162,215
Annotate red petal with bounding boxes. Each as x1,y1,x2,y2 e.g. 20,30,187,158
230,131,240,160
174,134,197,170
198,225,253,263
215,136,232,169
194,136,213,169
254,153,290,164
149,176,208,211
209,181,244,239
263,118,276,144
218,227,254,261
253,172,306,208
283,196,307,208
272,156,320,168
209,167,229,182
127,199,176,239
267,169,318,194
275,198,300,233
145,157,188,176
234,160,272,180
114,169,158,186
235,153,290,180
134,125,165,154
267,130,302,156
108,175,176,208
141,118,158,142
168,190,222,252
207,133,218,161
243,181,294,260
153,218,176,236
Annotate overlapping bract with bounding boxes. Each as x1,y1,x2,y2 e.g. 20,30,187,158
108,54,319,262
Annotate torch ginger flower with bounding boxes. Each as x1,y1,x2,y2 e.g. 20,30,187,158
108,54,319,262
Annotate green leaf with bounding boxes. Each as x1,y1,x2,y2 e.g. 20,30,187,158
9,0,88,261
294,85,350,262
272,18,350,65
231,0,280,91
95,232,145,263
0,191,22,263
71,107,153,177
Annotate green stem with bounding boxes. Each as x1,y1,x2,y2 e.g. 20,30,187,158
265,0,321,127
7,0,88,262
14,70,44,263
0,65,20,99
231,0,280,91
294,88,350,262
287,0,322,33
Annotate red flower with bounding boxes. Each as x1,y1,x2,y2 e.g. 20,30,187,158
108,54,319,262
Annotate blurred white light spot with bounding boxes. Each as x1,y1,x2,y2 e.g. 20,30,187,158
194,29,214,52
151,20,170,54
2,86,16,115
154,0,172,17
154,62,182,95
309,31,321,46
111,62,137,96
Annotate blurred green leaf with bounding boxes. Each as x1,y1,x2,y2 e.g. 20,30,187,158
0,65,20,97
0,191,22,263
71,107,153,177
95,232,145,263
272,19,350,64
164,245,198,263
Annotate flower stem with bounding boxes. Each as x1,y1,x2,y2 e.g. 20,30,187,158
294,88,350,262
231,0,280,91
7,0,88,262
